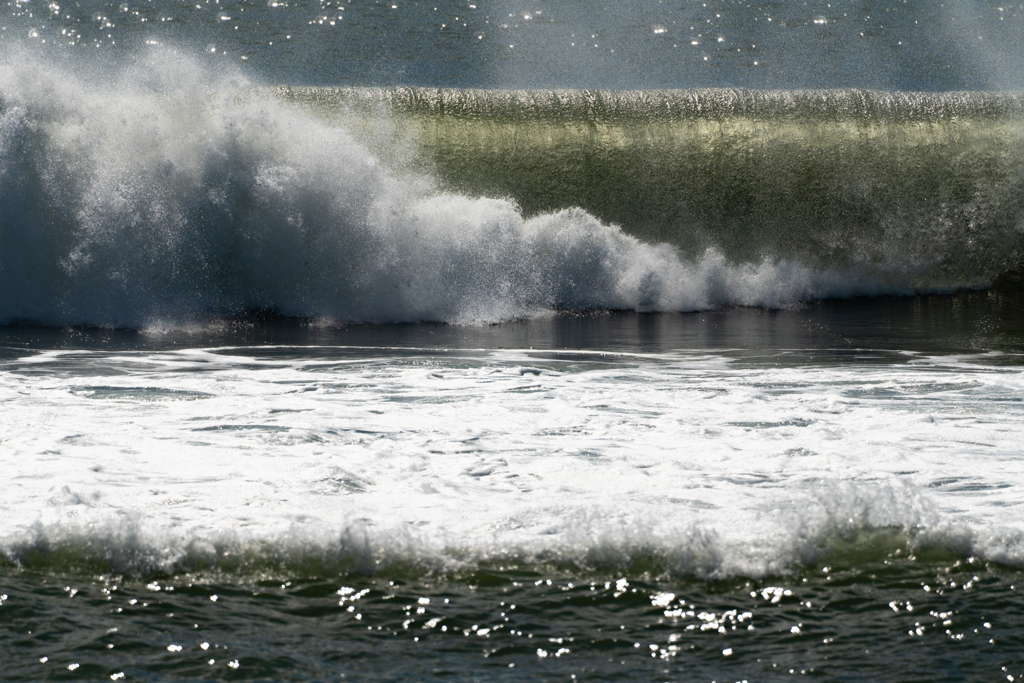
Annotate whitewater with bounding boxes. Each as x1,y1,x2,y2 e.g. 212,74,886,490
4,343,1024,577
3,324,1024,680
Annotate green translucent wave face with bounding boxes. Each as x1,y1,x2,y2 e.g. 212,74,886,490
276,88,1024,291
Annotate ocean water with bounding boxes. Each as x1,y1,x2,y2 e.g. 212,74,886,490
3,2,1024,681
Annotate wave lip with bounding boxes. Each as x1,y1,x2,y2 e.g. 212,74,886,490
278,86,1024,122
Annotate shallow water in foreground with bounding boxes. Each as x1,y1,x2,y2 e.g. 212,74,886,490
2,560,1022,681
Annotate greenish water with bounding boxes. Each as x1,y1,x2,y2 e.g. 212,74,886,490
279,87,1024,288
3,557,1022,681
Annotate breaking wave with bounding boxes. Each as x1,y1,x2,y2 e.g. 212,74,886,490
3,51,1024,329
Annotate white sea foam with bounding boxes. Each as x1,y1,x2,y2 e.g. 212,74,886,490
2,348,1023,578
0,51,891,329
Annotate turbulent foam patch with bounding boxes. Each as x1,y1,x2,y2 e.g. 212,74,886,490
3,480,1022,581
0,520,1017,583
3,345,1023,581
1,51,900,330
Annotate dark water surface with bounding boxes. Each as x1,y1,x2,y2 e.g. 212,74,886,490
4,286,1024,357
3,559,1023,682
